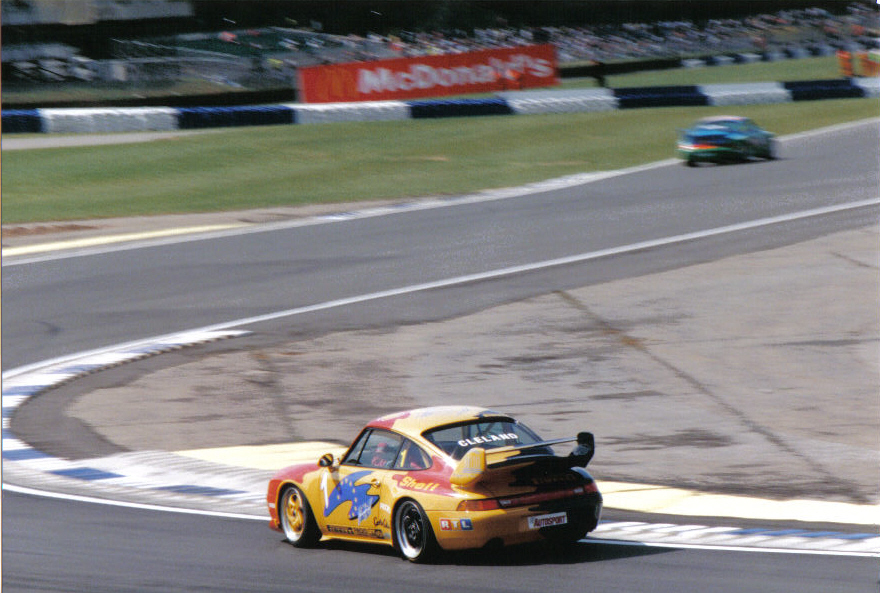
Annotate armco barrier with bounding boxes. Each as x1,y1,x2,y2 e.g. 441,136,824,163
408,98,513,119
3,78,877,134
177,105,294,129
612,85,709,109
700,82,791,106
504,88,618,114
290,101,410,124
40,107,178,134
2,109,43,134
853,77,880,98
783,79,865,102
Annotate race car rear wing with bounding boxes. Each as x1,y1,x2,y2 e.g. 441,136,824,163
451,432,595,486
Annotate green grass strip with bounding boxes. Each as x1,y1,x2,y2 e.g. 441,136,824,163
3,97,876,224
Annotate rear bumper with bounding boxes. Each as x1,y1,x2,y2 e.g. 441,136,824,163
678,146,744,162
428,493,603,550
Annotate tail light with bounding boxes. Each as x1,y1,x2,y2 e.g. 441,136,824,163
457,499,501,512
456,481,598,512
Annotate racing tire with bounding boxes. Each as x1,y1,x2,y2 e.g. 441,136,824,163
393,499,438,563
279,485,321,548
684,158,696,167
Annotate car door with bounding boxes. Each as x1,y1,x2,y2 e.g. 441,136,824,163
318,429,403,541
742,120,766,154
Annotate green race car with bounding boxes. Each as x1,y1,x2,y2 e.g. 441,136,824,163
677,116,776,167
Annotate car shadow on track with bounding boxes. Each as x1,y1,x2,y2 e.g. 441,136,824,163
443,539,672,566
303,538,671,566
686,156,782,168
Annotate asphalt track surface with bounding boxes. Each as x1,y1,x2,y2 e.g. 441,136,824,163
3,120,879,592
3,490,871,593
4,122,878,368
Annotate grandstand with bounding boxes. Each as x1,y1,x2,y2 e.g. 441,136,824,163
2,0,194,83
2,1,877,104
1,0,191,26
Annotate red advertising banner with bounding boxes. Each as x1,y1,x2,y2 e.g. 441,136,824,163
298,44,559,103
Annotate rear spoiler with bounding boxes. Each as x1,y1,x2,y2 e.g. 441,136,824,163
451,432,595,487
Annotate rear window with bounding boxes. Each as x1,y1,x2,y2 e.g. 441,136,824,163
423,418,543,460
696,123,733,132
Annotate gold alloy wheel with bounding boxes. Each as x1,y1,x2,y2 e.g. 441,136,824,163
282,488,306,541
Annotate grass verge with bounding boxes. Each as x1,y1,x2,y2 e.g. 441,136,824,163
3,97,876,224
600,56,849,88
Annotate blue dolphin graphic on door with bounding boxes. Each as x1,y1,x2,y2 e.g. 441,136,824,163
323,470,379,522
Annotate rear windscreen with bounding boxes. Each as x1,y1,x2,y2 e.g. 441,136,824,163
423,418,543,460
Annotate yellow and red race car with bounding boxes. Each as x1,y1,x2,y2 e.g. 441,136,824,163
267,406,602,562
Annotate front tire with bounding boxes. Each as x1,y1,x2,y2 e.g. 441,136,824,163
279,485,321,547
393,500,438,563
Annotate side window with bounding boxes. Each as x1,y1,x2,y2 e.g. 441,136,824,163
359,430,404,469
342,430,371,465
393,439,432,471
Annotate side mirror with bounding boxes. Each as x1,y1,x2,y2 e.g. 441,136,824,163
318,452,339,469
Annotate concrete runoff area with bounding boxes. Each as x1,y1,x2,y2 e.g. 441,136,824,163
47,222,878,519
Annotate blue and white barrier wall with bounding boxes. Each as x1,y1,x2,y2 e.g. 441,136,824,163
4,78,878,134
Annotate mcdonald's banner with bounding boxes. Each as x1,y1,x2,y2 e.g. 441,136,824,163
297,44,559,103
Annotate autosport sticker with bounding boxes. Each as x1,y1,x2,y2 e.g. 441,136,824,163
528,512,567,529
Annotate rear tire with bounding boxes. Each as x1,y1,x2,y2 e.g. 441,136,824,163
279,485,321,548
393,500,438,563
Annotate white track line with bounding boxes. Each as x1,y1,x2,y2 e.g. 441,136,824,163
3,483,263,521
188,197,880,334
5,484,876,558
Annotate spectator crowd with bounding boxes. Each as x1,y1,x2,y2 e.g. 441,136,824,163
321,3,878,65
7,2,878,87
